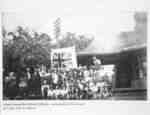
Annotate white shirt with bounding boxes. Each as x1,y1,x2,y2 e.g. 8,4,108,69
91,85,98,92
39,71,47,77
95,69,105,81
52,73,59,84
94,59,101,65
78,83,83,90
48,89,54,96
97,82,105,88
27,72,31,79
83,70,89,77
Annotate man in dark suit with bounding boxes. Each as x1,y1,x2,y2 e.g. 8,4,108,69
30,68,41,96
24,67,32,96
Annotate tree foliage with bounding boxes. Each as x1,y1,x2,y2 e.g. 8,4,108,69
3,26,94,72
3,26,52,72
53,18,61,40
58,32,94,51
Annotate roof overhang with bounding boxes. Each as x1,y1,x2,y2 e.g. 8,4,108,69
77,43,147,56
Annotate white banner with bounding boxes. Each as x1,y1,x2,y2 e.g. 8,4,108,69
51,46,77,69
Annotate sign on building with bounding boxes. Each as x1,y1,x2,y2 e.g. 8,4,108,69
51,46,77,69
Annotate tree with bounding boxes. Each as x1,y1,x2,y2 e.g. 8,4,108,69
3,26,52,72
58,32,94,51
53,18,61,40
3,23,94,72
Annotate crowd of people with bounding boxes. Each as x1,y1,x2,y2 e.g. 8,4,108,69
3,57,114,100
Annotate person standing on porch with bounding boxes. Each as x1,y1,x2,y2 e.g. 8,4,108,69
92,56,102,81
92,56,102,70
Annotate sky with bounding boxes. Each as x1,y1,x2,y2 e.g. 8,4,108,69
1,0,148,50
2,11,135,37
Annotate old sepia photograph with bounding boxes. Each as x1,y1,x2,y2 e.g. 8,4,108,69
2,11,147,100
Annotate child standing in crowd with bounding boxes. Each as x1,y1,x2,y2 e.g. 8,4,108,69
41,80,49,99
52,70,59,89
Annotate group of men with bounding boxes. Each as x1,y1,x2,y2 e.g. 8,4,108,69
3,56,113,100
3,67,41,99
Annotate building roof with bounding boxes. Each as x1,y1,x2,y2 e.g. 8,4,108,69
77,37,146,56
78,12,147,56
